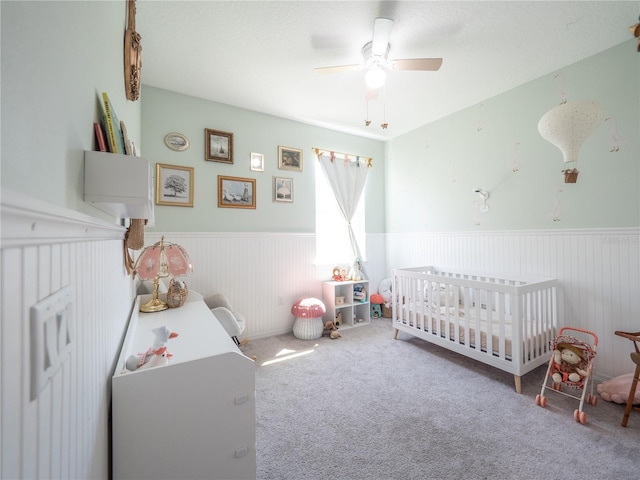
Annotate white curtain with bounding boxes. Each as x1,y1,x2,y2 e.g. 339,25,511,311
316,150,370,265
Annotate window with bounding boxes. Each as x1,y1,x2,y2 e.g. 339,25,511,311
315,160,366,265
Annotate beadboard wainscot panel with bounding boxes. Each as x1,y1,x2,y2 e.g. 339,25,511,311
145,232,320,338
144,232,388,339
1,190,134,480
385,228,640,381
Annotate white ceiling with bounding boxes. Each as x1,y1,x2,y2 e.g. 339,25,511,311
137,1,638,141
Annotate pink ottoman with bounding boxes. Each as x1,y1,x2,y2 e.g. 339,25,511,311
291,298,326,340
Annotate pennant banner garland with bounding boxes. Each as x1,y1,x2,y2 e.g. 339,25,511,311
313,147,373,168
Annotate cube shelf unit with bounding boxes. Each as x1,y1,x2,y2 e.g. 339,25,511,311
322,280,370,328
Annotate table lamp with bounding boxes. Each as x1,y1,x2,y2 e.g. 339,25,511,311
134,236,192,312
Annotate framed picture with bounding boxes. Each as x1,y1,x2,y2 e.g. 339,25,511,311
205,128,233,163
250,152,264,172
273,176,293,203
156,163,194,207
278,145,303,171
164,132,190,151
218,175,256,209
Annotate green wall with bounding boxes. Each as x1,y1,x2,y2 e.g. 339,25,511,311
386,40,639,232
1,0,141,217
142,86,386,233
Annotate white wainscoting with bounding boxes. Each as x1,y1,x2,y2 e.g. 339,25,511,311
1,191,133,480
143,232,387,339
385,228,640,380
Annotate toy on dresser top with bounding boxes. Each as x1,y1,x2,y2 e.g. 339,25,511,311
125,325,179,372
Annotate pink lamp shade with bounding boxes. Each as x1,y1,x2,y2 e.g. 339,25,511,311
134,239,192,280
291,298,326,318
164,243,192,277
134,237,192,313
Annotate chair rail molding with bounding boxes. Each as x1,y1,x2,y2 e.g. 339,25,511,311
1,189,125,248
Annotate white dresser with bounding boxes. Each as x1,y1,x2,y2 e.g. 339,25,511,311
111,294,256,480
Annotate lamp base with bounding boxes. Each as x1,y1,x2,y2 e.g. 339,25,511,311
140,297,168,313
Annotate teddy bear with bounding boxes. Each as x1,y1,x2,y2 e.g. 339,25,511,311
551,343,588,384
322,320,341,339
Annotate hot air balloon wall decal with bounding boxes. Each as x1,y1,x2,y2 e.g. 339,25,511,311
537,100,605,183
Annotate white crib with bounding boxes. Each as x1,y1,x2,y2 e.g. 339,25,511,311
392,266,558,393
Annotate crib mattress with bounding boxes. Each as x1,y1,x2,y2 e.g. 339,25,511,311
399,304,551,359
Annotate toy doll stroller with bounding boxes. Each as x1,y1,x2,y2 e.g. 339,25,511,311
535,327,598,424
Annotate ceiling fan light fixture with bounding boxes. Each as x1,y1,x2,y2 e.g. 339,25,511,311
365,66,386,88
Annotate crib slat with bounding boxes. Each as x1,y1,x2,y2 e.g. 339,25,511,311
392,266,558,392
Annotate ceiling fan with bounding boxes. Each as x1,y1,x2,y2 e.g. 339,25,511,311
314,17,443,97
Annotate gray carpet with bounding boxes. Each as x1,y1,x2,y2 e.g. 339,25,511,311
242,318,639,480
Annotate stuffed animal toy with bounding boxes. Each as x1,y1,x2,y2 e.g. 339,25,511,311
597,373,640,404
136,347,170,371
125,325,178,372
331,267,344,282
322,320,341,339
551,343,588,383
378,278,393,317
347,258,364,281
334,311,342,327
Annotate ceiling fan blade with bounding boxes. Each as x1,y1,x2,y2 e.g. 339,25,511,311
390,58,443,71
313,64,362,75
371,17,393,56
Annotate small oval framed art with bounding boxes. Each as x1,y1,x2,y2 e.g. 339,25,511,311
164,132,190,151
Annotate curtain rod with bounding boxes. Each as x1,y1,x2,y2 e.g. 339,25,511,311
312,147,373,165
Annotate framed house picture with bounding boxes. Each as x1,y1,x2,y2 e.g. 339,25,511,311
273,176,293,203
205,128,233,163
156,163,194,207
250,152,264,172
218,175,256,209
278,145,303,172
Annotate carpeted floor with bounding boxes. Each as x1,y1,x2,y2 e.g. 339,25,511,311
241,318,640,480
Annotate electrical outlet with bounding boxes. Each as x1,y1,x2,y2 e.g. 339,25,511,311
30,286,73,400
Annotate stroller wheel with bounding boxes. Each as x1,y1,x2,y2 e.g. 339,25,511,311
591,395,598,406
574,410,587,424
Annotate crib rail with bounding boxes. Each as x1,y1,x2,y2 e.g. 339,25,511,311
392,266,558,381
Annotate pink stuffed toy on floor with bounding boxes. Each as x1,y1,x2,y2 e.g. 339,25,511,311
597,373,640,404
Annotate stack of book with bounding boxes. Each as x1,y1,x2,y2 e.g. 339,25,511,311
94,92,133,155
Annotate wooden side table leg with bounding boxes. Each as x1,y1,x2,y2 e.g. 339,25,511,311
621,362,640,427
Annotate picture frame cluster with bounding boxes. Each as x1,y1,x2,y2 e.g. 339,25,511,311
157,127,303,209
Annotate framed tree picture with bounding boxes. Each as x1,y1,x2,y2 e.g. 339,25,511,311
218,175,256,209
205,128,233,163
156,163,194,207
278,145,303,171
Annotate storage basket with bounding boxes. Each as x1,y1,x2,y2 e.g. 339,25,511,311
166,279,188,308
382,304,392,318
